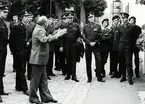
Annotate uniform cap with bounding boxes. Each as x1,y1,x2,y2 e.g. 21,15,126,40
112,15,120,20
61,14,67,19
0,3,9,10
120,12,129,18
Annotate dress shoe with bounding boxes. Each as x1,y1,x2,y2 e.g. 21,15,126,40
43,99,58,103
0,96,2,102
35,101,43,104
30,101,43,104
98,79,105,82
87,79,92,83
23,90,29,96
72,77,79,82
120,77,126,82
128,80,133,85
65,75,70,80
111,74,117,78
0,92,9,95
136,74,140,78
116,74,121,78
47,76,51,80
109,72,113,76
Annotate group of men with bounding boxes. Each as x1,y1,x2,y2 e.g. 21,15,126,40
0,1,143,104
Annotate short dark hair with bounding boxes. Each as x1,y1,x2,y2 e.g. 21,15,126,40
129,16,136,22
102,18,109,24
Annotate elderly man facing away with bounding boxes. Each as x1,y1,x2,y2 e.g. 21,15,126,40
29,16,67,104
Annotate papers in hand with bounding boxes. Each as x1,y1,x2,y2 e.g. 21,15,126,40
55,28,67,38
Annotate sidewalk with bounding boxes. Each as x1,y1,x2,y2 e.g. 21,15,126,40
1,49,145,104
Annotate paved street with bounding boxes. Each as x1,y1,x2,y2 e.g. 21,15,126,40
1,49,145,104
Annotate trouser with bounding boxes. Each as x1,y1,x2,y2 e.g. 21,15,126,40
46,50,54,75
0,49,7,77
100,51,109,75
24,50,32,79
119,43,133,80
131,49,140,75
110,51,119,74
54,46,66,74
85,46,102,81
65,43,77,77
12,54,17,71
14,52,28,91
0,49,7,93
29,65,53,103
0,76,4,94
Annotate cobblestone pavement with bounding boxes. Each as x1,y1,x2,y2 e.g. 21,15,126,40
1,48,145,104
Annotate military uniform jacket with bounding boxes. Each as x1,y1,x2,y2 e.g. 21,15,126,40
0,19,8,53
100,27,112,52
83,22,102,47
9,22,26,54
64,22,81,45
110,25,121,51
119,23,134,45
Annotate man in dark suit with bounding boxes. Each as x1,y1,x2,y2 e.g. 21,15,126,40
129,16,141,78
0,3,9,102
29,16,67,104
110,15,121,78
9,11,30,95
119,12,134,85
100,18,112,77
82,12,105,83
9,14,19,72
63,12,81,82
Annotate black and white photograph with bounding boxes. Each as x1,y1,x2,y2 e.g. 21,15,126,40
0,0,145,104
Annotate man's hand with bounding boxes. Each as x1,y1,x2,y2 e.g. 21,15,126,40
27,42,30,46
59,47,63,52
57,28,67,37
90,42,96,47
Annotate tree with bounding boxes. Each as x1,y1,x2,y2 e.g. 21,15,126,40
83,0,107,17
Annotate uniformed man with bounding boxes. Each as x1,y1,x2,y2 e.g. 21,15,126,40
82,12,105,83
46,15,56,79
56,14,68,75
119,12,134,85
64,12,81,82
129,16,141,78
0,3,9,102
24,12,36,80
100,18,112,77
9,14,19,72
110,15,121,78
9,11,30,95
